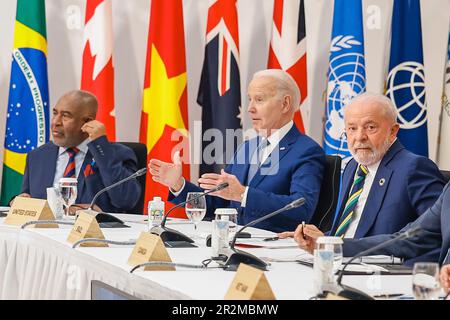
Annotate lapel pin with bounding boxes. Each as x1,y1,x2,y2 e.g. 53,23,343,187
379,178,385,186
280,147,286,151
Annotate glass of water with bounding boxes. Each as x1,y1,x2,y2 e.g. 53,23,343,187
58,177,78,219
185,192,207,238
412,262,441,300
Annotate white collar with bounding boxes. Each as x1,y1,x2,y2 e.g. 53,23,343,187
263,120,293,146
58,138,89,156
366,160,381,175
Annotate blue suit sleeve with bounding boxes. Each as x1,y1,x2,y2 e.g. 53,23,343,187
407,156,446,216
343,185,445,260
87,136,141,211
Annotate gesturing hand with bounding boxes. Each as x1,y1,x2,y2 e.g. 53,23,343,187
198,169,245,202
148,151,184,192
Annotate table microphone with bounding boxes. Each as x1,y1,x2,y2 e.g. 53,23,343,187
222,197,306,271
77,167,147,225
150,182,229,243
329,226,423,300
88,167,147,211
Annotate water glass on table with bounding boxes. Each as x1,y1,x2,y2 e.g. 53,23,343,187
57,178,78,219
185,192,207,238
412,262,441,300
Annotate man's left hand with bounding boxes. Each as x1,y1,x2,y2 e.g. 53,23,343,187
81,120,106,141
198,169,245,202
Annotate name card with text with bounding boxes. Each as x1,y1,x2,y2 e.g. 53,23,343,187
225,263,275,300
128,232,175,271
5,197,57,228
67,211,107,247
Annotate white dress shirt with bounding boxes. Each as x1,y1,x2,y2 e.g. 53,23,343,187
241,120,294,206
344,160,381,238
52,139,90,187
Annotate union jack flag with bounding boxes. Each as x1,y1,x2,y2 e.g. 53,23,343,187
197,0,242,175
268,0,307,133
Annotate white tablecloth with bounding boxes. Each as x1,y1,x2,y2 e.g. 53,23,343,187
0,215,413,300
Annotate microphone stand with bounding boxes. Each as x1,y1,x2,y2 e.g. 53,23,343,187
222,198,306,271
150,182,229,244
88,167,147,210
77,168,147,224
328,226,422,300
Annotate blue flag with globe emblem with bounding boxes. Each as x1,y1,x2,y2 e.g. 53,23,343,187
324,0,366,160
386,0,428,157
1,0,50,205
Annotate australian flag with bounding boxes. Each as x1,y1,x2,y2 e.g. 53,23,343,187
323,0,366,160
197,0,242,175
386,0,428,157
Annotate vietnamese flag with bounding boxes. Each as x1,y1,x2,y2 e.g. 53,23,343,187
81,0,116,141
140,0,190,217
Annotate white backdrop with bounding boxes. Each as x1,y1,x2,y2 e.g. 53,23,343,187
0,0,449,186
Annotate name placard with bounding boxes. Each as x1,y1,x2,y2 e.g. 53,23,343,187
67,211,107,247
225,263,275,300
128,232,175,271
5,197,57,228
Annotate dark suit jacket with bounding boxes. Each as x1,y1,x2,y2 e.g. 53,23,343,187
329,140,446,238
343,182,450,266
21,136,141,213
169,126,326,233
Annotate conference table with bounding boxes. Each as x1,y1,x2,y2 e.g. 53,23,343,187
0,214,413,300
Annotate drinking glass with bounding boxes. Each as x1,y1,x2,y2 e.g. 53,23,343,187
58,178,78,219
185,192,207,238
412,262,441,300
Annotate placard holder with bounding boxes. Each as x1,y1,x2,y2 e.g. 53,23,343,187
128,232,175,271
225,263,275,300
67,211,107,247
5,197,57,228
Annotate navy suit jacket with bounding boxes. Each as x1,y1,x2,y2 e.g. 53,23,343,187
169,126,326,233
21,136,141,213
343,182,450,266
329,140,445,238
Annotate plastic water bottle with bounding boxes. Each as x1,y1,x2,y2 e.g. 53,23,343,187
148,197,164,230
211,209,230,258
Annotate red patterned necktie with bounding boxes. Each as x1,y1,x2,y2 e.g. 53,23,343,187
63,147,80,178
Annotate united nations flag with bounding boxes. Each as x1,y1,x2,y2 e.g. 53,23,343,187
324,0,366,161
1,0,50,204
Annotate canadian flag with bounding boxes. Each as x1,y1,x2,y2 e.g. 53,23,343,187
268,0,307,133
81,0,116,141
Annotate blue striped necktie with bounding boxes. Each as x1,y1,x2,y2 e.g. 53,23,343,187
334,164,368,237
246,138,270,184
63,147,79,178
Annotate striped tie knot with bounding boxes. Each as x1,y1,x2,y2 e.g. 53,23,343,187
334,164,369,238
66,147,79,158
63,147,80,178
356,164,368,177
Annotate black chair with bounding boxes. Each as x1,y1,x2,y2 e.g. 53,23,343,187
118,142,147,213
309,155,342,232
440,170,450,183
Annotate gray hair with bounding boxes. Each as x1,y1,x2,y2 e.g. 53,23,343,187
345,92,398,123
252,69,301,111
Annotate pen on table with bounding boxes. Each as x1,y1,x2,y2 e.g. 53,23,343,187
373,293,405,299
302,221,307,240
263,236,279,242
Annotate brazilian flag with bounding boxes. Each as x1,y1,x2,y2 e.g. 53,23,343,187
1,0,49,205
